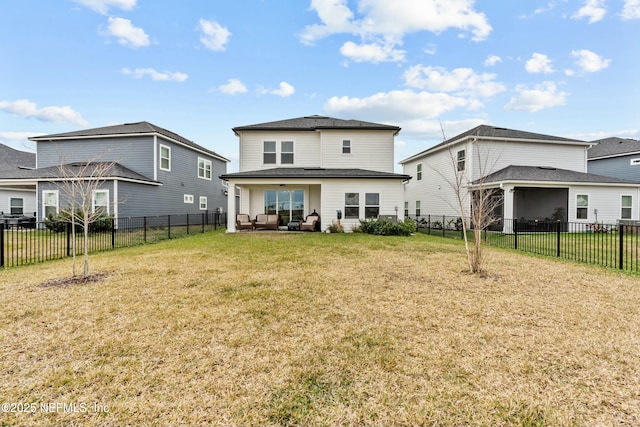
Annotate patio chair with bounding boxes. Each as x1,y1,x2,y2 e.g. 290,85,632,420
236,214,254,231
300,212,320,231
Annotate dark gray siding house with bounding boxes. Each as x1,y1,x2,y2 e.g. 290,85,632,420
28,122,229,220
588,137,640,181
0,143,37,217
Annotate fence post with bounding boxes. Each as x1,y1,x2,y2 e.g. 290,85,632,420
66,222,71,257
1,223,4,268
619,223,625,270
143,216,147,243
202,213,205,233
514,219,518,250
556,220,561,257
111,217,116,249
442,215,446,237
168,215,171,239
187,213,190,235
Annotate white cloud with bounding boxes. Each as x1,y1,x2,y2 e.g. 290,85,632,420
218,79,248,95
269,82,296,97
571,49,611,72
572,0,607,23
525,53,555,74
105,17,150,48
622,0,640,19
121,68,188,82
340,41,406,63
199,19,231,51
0,99,88,126
403,65,506,98
300,0,492,63
484,54,502,67
71,0,136,14
505,82,568,112
325,89,472,122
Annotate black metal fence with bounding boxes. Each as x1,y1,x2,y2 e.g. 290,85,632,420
1,212,226,268
412,215,640,273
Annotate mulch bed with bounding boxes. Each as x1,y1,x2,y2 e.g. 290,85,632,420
39,272,110,288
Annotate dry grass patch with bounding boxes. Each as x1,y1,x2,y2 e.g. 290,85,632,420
1,231,640,426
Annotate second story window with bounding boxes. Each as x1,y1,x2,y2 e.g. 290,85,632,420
457,149,466,171
342,140,351,154
281,141,294,164
263,141,276,164
198,157,212,180
160,144,171,171
417,163,422,180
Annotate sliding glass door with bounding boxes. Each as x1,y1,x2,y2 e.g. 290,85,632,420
264,190,304,224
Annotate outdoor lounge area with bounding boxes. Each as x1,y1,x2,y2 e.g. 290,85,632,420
235,212,320,232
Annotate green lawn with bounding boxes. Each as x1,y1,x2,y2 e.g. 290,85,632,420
1,231,639,426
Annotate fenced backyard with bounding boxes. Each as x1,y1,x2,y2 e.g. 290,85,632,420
414,215,640,273
1,212,226,268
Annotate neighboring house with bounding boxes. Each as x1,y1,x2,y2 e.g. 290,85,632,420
220,115,411,232
0,143,37,217
400,125,640,228
587,137,640,181
24,121,229,221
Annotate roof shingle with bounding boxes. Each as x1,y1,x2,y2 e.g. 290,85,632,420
232,115,401,134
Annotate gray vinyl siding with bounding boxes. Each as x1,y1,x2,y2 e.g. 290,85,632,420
37,180,115,220
588,156,640,182
37,136,155,179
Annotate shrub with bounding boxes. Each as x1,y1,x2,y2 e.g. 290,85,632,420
327,221,344,233
44,211,114,233
359,217,416,236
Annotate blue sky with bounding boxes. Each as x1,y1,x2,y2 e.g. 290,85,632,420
1,0,638,172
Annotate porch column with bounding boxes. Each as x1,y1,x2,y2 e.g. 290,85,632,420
502,184,515,233
226,182,236,233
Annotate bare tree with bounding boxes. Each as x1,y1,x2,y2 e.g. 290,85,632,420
54,154,117,277
435,126,503,273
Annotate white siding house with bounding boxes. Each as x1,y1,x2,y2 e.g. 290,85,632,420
401,125,640,228
221,115,410,232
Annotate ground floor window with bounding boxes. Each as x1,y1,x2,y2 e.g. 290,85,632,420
576,194,588,219
264,189,304,224
415,200,421,217
404,201,409,217
365,193,379,218
345,193,359,219
9,197,23,215
43,190,58,219
199,196,208,210
93,190,109,215
621,195,632,219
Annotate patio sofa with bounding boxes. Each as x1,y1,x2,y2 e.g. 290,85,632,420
254,214,280,230
236,214,254,231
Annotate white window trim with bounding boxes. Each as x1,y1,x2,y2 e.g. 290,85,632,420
576,193,589,221
198,157,212,180
92,189,110,215
281,141,294,164
9,197,24,215
42,190,59,218
342,140,351,154
263,141,276,165
417,163,422,181
630,158,640,166
457,149,466,172
184,194,194,204
621,194,633,219
159,144,171,171
199,196,208,210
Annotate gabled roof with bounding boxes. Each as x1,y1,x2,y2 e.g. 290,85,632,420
401,125,589,164
474,165,640,186
221,167,410,180
232,115,401,135
29,121,229,162
587,137,640,160
0,143,36,179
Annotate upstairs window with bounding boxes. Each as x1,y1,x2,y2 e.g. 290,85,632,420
10,198,23,215
345,193,359,219
621,195,633,219
198,157,212,180
263,141,276,164
342,140,351,154
365,193,379,219
281,141,294,164
457,149,466,171
576,194,589,220
160,144,171,171
417,163,422,180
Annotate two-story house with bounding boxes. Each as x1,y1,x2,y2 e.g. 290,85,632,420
26,121,229,221
587,137,640,181
401,125,640,228
220,115,411,232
